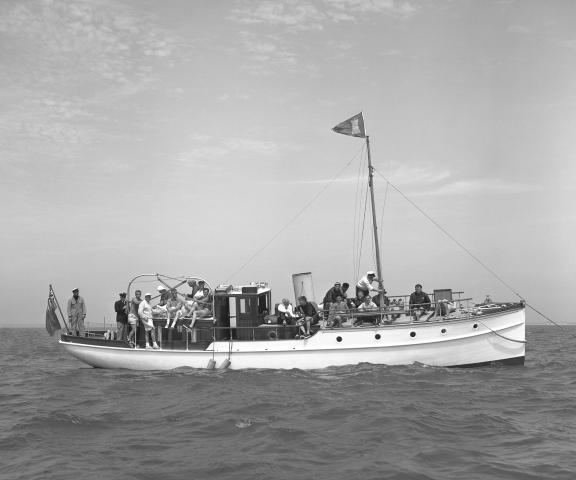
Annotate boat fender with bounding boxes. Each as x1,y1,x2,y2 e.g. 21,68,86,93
268,330,278,341
219,359,231,369
207,359,216,369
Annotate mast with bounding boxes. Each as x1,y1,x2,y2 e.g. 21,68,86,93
365,136,385,307
331,112,384,305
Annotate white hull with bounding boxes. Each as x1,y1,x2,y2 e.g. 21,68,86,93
60,307,525,370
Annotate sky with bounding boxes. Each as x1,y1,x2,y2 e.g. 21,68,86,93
1,0,575,328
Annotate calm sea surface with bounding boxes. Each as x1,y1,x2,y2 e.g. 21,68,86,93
1,326,575,480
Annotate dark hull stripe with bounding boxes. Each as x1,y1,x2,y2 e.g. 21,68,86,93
449,356,525,368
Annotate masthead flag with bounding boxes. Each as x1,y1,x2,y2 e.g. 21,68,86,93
332,112,366,138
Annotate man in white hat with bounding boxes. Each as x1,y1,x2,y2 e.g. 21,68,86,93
138,293,160,349
356,271,383,298
67,288,86,336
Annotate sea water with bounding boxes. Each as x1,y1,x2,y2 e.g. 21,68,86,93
1,326,575,480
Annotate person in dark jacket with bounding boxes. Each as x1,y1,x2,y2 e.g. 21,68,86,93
295,296,317,337
409,284,431,321
322,282,344,319
114,292,129,341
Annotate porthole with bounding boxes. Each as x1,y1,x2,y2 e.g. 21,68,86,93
473,324,478,329
375,334,381,340
336,336,342,342
441,328,446,334
410,331,416,338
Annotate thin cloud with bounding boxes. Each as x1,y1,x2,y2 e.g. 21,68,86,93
178,137,283,164
230,0,419,29
507,25,532,34
230,1,326,31
383,163,452,186
0,0,192,162
424,178,542,196
376,164,540,196
236,31,299,74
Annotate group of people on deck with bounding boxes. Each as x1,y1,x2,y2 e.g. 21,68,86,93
275,271,434,334
70,272,435,345
113,279,213,348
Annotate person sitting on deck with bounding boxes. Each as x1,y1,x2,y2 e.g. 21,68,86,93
182,293,196,318
157,285,170,306
389,298,404,321
295,296,316,337
350,290,366,309
328,295,348,328
187,279,200,297
322,282,344,320
190,287,213,327
371,290,390,308
165,289,184,328
182,281,209,317
138,293,159,349
190,280,206,300
356,295,378,326
409,284,431,322
277,298,298,325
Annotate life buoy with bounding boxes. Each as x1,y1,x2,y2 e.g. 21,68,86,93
268,330,278,340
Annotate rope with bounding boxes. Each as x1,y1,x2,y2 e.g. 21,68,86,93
372,168,566,331
226,145,365,282
373,168,523,299
478,320,527,344
525,303,576,339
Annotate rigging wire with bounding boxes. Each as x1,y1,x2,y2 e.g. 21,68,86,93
372,167,569,333
374,181,390,281
226,145,365,283
357,184,370,279
352,145,366,280
354,153,370,280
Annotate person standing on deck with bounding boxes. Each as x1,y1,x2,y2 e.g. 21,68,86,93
67,288,86,336
114,292,128,341
138,293,159,349
127,290,142,347
356,271,384,299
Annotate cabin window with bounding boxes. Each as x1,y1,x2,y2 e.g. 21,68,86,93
238,298,249,314
258,295,269,314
